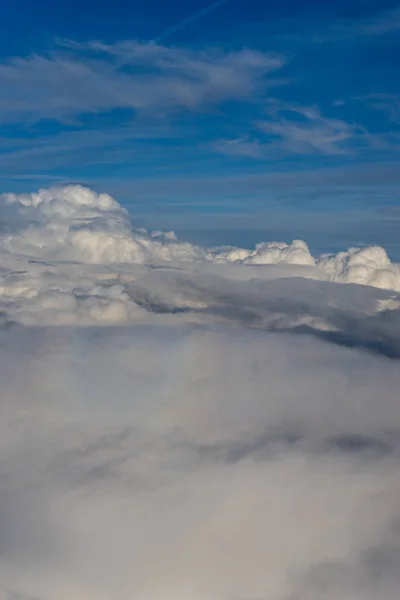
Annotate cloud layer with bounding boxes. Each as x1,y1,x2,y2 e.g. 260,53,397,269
1,324,400,599
0,184,400,598
0,184,399,328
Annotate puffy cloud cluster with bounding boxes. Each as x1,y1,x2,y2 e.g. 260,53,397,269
214,240,400,291
1,185,205,264
0,184,400,326
213,238,316,265
318,245,400,290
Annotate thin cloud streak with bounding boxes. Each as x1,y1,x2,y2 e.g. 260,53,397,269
153,0,228,43
314,6,400,42
0,42,284,125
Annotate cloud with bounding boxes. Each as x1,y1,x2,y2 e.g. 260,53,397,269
209,136,263,158
314,6,400,42
0,42,284,125
153,0,228,43
0,185,400,328
1,322,400,598
347,6,400,37
209,100,381,159
258,100,366,155
0,185,400,598
356,94,400,123
0,185,206,263
0,121,178,179
1,39,396,180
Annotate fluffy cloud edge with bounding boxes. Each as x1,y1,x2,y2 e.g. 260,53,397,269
0,184,400,326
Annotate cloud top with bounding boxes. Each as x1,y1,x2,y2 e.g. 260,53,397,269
0,184,399,326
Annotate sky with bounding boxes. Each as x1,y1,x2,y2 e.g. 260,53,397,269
2,5,400,596
0,0,399,251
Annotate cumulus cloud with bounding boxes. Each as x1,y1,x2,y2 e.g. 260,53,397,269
0,185,205,264
0,184,400,328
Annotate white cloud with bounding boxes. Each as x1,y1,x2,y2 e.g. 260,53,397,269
0,185,205,264
209,136,263,158
214,238,316,265
318,245,400,290
258,100,364,155
210,100,377,158
0,42,284,124
0,185,400,328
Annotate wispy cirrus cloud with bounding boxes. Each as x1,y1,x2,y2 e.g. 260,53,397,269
208,136,263,158
259,100,365,155
348,6,400,37
356,94,400,123
0,120,178,175
0,41,285,125
211,100,374,158
1,29,398,190
314,6,400,42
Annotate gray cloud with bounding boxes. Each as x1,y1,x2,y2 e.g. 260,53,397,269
1,323,400,599
126,269,400,357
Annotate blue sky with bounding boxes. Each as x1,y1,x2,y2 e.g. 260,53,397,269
0,0,399,251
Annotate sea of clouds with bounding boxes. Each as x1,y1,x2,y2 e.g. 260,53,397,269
0,184,400,327
1,185,400,599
